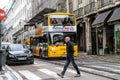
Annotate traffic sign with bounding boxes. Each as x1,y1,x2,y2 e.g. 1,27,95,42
0,9,6,20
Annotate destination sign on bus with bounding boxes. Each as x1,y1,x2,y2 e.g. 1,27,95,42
48,26,76,32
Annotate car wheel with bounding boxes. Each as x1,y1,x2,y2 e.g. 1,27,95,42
6,60,11,65
30,61,34,64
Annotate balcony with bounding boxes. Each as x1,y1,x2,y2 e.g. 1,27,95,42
73,7,84,18
116,0,120,1
98,0,114,8
84,2,96,14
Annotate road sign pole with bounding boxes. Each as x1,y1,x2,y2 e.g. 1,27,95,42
0,22,1,47
0,9,6,71
0,20,2,71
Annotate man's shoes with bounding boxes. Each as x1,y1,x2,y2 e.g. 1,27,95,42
57,73,64,78
74,74,81,77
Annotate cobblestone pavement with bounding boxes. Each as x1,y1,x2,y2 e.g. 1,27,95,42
76,52,120,63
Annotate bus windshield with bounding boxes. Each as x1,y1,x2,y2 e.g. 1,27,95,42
50,15,75,26
49,32,77,46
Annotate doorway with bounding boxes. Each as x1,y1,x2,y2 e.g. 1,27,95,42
77,23,86,52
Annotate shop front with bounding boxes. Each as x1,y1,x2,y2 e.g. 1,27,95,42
92,10,112,55
114,24,120,54
108,7,120,54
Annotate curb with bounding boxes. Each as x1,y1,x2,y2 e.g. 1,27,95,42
0,65,23,80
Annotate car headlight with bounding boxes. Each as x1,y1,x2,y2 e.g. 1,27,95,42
27,53,33,57
9,54,14,58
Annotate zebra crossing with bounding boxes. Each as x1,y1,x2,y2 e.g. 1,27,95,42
15,66,117,80
88,65,120,74
5,60,120,80
19,70,42,80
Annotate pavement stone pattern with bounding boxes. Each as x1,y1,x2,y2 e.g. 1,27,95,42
76,52,120,63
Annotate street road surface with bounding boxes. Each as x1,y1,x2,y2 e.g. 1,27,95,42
6,58,116,80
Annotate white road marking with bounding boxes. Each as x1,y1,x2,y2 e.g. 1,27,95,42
105,64,120,68
79,67,116,76
56,67,76,74
38,69,59,78
5,72,13,80
90,65,120,73
6,65,23,80
32,64,46,66
34,62,38,64
19,70,41,80
38,68,70,79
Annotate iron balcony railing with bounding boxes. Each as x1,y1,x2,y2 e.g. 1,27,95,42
73,7,84,17
84,1,97,14
116,0,120,2
98,0,114,8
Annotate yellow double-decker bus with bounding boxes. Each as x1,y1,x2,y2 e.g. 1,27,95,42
30,12,78,58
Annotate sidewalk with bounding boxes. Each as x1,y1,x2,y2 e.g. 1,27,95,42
76,52,120,63
0,65,22,80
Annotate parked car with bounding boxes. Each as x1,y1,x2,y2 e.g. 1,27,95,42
1,42,11,49
6,44,34,64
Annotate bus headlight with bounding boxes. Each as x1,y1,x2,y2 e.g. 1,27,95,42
52,48,55,51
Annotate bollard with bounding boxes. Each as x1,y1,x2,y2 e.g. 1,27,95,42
0,49,6,71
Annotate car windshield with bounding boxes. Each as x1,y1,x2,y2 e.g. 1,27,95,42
9,44,28,51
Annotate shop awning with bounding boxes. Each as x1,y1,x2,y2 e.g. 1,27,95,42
108,7,120,23
92,10,112,27
28,8,56,25
77,19,83,25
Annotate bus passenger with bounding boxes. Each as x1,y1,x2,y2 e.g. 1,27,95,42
51,18,57,26
62,18,73,26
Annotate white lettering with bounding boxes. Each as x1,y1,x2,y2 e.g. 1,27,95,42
0,13,5,16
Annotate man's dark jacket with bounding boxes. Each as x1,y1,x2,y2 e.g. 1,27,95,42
66,41,74,57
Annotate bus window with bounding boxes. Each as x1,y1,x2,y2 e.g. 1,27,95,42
49,32,77,46
50,15,74,26
49,33,64,46
62,17,73,26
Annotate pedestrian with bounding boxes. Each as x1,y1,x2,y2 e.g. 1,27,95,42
57,37,81,78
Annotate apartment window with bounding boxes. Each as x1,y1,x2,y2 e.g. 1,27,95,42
102,0,112,5
78,0,82,4
87,0,95,4
98,0,113,8
69,0,73,13
89,0,95,2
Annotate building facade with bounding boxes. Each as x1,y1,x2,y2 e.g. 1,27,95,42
4,0,28,43
4,0,120,55
72,0,120,55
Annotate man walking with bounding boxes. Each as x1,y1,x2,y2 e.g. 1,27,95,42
57,37,81,78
